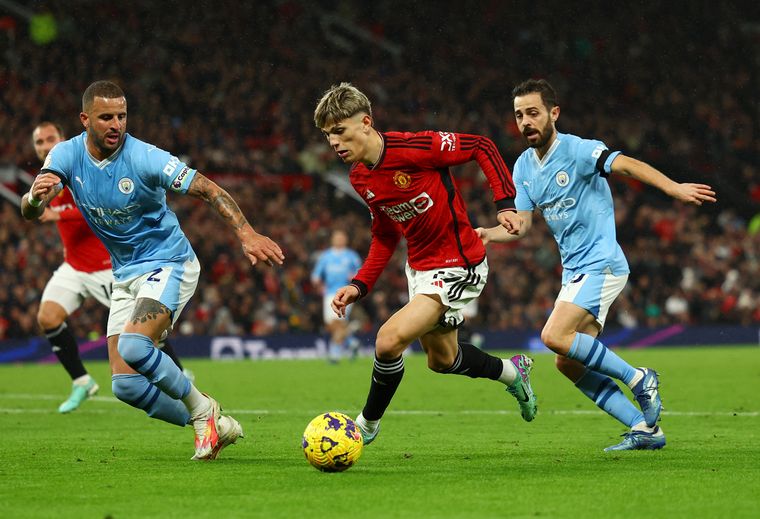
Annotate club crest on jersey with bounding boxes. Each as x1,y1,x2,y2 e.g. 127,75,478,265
393,171,412,189
118,177,134,194
555,171,570,187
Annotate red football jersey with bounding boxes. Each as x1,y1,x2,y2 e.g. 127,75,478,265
349,130,515,296
48,187,112,273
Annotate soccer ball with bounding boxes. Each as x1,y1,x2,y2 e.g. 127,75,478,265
302,412,363,472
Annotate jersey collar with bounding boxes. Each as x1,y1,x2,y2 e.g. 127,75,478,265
531,134,561,168
85,135,126,170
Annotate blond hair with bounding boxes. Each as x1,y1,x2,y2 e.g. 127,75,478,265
314,82,372,128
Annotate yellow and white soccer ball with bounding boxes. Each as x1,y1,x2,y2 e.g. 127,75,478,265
302,412,363,472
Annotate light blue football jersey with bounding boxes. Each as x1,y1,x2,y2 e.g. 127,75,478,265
43,132,197,281
513,132,629,284
312,247,362,294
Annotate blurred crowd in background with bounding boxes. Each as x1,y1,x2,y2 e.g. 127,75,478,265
1,1,758,340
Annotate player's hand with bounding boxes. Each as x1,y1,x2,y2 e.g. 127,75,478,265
497,210,522,235
240,230,285,267
30,173,61,201
671,183,717,206
38,208,60,223
331,285,360,318
475,227,491,245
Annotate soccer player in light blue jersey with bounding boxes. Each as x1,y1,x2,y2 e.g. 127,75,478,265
21,80,285,460
311,229,362,362
479,79,716,451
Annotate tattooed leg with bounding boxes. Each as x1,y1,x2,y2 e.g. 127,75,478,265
128,298,173,339
115,298,191,402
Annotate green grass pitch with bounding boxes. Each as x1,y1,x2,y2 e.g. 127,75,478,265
1,346,758,518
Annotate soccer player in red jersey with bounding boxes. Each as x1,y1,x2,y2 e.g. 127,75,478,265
31,122,189,414
314,83,538,444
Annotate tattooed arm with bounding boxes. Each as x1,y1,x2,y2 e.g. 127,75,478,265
186,172,285,267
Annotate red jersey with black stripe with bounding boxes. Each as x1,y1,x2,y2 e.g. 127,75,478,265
48,187,112,273
349,130,515,296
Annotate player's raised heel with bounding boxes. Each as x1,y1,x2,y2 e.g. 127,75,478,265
58,378,99,414
190,396,221,461
355,415,380,445
207,415,244,460
506,355,538,422
632,368,662,427
604,426,666,451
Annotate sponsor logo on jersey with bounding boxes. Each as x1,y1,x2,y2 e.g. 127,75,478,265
82,203,141,226
379,192,434,223
75,176,85,187
118,177,134,194
171,166,191,191
555,171,570,187
366,189,375,200
439,132,456,152
393,171,412,189
539,197,576,222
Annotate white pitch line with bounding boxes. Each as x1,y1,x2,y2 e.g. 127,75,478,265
0,394,758,417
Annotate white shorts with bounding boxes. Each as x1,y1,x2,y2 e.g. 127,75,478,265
323,293,351,324
41,262,113,314
107,257,201,337
556,272,628,329
405,259,488,329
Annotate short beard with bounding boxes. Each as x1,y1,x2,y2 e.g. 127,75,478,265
526,123,555,149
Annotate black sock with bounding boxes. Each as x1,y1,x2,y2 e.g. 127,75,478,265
441,342,503,380
46,323,87,380
157,339,184,370
362,355,404,421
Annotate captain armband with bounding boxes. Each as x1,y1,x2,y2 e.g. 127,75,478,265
595,149,614,178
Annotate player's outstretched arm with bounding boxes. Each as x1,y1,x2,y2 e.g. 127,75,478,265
186,172,285,267
331,285,360,318
477,210,533,244
21,173,62,220
610,155,717,205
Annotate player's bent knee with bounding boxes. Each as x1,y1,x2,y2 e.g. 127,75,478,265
117,332,155,366
540,326,566,353
375,330,404,359
112,374,150,407
37,311,64,332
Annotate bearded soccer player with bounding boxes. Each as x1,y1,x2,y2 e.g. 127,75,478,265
31,122,191,414
479,79,716,450
22,81,284,460
314,82,537,445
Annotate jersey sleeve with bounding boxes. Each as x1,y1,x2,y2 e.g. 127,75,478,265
513,158,535,211
577,138,621,179
398,131,517,211
141,143,197,193
350,206,402,298
41,141,73,185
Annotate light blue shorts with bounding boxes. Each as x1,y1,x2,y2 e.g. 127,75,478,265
556,272,628,329
107,256,201,337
